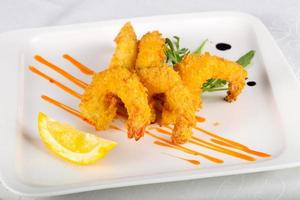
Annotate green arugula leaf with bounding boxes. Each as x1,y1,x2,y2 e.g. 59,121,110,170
165,38,174,51
194,39,208,54
202,79,228,92
236,50,255,67
165,36,190,65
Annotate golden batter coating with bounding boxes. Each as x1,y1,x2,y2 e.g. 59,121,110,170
109,22,138,71
136,31,196,144
175,53,248,108
80,67,151,139
80,22,151,140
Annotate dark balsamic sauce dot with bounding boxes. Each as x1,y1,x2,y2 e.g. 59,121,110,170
216,43,231,51
247,81,256,87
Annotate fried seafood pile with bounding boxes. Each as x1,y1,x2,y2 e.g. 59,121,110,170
80,22,247,144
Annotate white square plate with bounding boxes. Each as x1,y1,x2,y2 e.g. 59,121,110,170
0,12,300,197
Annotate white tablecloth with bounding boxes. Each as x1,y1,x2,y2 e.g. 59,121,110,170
1,0,300,199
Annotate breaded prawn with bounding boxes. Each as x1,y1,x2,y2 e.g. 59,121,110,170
175,53,248,108
80,67,151,139
109,22,137,71
135,31,196,144
80,22,151,140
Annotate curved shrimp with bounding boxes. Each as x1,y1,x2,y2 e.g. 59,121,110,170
80,22,151,140
135,31,196,144
175,53,248,108
109,22,137,71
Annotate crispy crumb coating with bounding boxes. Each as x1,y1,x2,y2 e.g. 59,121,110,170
109,22,138,72
80,67,151,134
135,31,166,70
136,31,196,144
175,53,248,108
80,22,151,140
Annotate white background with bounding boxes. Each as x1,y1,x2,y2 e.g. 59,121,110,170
0,0,300,199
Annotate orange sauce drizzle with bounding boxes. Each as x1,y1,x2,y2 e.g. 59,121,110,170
165,125,269,158
162,152,200,166
195,127,247,150
41,95,119,130
34,55,88,89
41,95,92,125
29,66,82,99
63,54,95,75
155,128,255,161
155,128,172,134
189,138,255,161
210,138,270,157
146,131,223,164
210,138,239,149
195,126,270,157
196,116,206,123
110,124,122,131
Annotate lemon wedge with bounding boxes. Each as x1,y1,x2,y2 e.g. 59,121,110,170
38,112,117,165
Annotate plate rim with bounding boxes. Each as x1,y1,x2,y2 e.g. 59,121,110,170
0,11,300,197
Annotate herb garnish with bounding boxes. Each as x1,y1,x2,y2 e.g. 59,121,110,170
236,50,255,67
194,39,208,54
165,36,255,92
165,36,190,65
202,50,256,92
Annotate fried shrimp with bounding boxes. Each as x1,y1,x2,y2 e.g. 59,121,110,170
80,67,151,140
109,22,137,71
80,22,151,140
175,53,248,108
135,31,196,144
